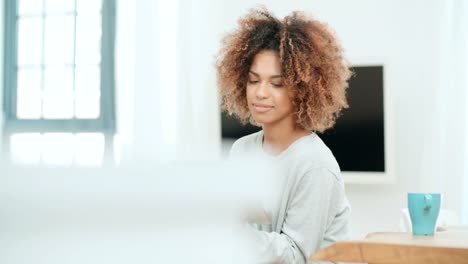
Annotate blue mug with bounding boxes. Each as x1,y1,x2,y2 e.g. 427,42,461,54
408,193,441,235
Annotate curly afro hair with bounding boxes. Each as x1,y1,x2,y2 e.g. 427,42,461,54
216,7,352,133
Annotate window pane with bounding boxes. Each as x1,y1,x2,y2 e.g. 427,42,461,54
74,66,100,118
75,66,100,93
10,133,42,165
10,133,106,167
42,95,74,119
43,67,74,118
76,0,102,14
75,95,100,118
17,68,42,119
44,15,75,65
75,14,101,65
75,133,104,166
18,0,43,16
43,67,73,93
18,18,43,66
44,0,75,14
42,133,75,166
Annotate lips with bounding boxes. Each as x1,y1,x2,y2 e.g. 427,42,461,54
252,103,273,113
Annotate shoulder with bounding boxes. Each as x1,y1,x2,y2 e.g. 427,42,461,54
302,167,342,188
289,134,341,176
229,130,263,157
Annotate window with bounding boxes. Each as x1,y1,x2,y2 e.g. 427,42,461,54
2,0,116,166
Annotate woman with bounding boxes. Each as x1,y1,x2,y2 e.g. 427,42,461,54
216,7,352,264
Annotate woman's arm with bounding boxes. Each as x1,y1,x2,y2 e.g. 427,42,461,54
248,167,346,264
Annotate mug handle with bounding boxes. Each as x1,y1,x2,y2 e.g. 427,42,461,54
424,194,432,211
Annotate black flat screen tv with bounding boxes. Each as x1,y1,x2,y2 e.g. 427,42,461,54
221,65,385,173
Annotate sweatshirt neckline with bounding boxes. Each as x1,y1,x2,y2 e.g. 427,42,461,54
256,130,316,159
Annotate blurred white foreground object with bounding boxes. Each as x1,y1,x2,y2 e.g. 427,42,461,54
0,160,273,264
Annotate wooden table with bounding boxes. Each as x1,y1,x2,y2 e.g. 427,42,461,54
310,230,468,264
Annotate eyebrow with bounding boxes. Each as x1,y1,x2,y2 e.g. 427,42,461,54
249,70,282,79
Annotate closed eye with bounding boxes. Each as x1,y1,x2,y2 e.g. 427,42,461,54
248,80,259,84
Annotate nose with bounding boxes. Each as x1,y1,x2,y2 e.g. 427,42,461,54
255,81,270,99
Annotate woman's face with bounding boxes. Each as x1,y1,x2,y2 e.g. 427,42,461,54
246,50,295,128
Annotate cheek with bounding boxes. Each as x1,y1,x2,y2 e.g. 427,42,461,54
273,91,293,108
279,99,294,114
246,86,254,101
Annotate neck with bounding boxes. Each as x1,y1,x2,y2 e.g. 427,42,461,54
262,119,309,155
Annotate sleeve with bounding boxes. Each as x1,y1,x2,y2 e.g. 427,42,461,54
248,167,344,264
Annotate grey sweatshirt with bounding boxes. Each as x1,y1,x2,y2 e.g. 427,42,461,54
230,130,351,264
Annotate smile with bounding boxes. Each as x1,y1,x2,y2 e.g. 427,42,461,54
252,103,274,113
